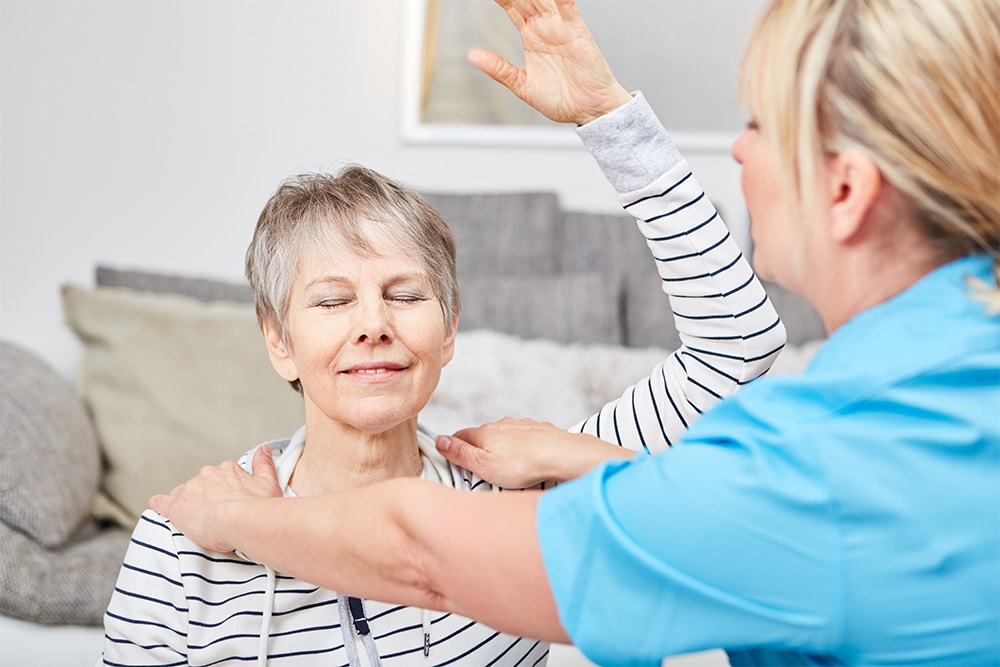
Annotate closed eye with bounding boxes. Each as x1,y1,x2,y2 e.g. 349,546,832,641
387,294,429,304
316,298,353,309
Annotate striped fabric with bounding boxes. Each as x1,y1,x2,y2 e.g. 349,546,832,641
104,513,550,667
101,432,550,667
573,162,785,451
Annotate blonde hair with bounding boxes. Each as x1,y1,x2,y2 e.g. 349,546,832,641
740,0,1000,310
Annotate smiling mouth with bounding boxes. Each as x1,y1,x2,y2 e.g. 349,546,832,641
343,364,406,376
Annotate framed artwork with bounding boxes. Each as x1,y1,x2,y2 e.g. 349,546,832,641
401,0,765,151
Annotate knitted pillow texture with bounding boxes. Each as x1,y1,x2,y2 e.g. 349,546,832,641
0,520,128,625
0,341,100,548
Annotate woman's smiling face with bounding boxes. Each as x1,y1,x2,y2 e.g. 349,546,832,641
266,236,457,436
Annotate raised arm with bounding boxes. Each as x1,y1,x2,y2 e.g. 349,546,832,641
477,0,784,452
569,98,785,452
439,0,785,485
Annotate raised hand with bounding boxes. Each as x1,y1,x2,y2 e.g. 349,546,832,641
468,0,632,125
437,417,634,488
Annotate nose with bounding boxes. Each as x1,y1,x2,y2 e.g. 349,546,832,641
731,127,749,165
353,296,393,345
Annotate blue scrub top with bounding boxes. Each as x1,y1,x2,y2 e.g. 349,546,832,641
537,255,1000,666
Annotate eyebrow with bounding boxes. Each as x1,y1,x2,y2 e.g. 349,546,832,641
302,272,430,292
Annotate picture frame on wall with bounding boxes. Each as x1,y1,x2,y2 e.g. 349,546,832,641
401,0,765,151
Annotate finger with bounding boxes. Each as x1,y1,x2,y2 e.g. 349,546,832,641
466,48,523,94
148,493,171,514
554,0,583,23
251,445,279,484
451,425,485,443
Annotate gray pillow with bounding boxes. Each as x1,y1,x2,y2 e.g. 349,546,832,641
623,271,683,350
421,192,562,278
557,210,651,274
459,272,624,346
96,265,253,303
0,520,128,625
0,341,100,548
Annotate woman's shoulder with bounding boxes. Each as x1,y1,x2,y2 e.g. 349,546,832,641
417,424,498,492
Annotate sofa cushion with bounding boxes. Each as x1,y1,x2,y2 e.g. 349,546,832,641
623,271,684,350
422,329,669,436
459,272,624,346
556,210,651,274
0,520,128,625
96,265,253,303
61,284,304,527
0,341,101,548
421,192,562,278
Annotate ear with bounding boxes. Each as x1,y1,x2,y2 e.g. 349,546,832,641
262,320,299,383
826,150,883,244
440,316,459,367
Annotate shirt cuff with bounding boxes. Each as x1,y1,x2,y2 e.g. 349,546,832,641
575,91,683,194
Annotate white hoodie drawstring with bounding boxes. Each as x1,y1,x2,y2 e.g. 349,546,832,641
257,565,276,666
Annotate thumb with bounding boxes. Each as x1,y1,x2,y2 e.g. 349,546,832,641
436,434,487,471
148,492,173,515
251,445,279,484
467,48,522,95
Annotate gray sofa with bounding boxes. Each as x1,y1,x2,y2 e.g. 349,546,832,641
0,190,824,642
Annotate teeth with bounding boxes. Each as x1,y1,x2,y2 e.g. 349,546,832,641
355,368,387,374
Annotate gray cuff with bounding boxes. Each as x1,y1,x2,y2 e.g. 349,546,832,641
575,91,683,194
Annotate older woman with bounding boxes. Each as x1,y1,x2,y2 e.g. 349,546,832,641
150,0,999,664
103,151,783,663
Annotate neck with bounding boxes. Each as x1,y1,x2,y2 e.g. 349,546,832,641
807,236,955,334
289,412,423,496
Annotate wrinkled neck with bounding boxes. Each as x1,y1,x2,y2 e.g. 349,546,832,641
290,417,423,495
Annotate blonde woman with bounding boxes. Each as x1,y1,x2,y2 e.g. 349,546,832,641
150,0,1000,665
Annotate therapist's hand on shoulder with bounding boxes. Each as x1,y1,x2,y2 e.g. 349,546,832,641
438,417,634,488
149,446,283,553
467,0,632,126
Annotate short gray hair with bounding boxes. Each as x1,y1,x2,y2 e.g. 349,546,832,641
245,165,461,340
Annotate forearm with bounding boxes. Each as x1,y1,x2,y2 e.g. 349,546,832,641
212,478,568,643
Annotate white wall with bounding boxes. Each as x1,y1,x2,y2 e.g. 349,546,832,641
0,0,746,377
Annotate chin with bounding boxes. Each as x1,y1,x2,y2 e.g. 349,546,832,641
751,249,776,282
351,410,420,436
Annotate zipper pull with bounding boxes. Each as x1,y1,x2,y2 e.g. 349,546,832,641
423,632,430,657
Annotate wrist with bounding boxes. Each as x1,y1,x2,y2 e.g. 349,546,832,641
548,435,633,482
576,86,634,126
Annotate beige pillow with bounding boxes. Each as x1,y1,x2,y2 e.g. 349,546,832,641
61,284,304,527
